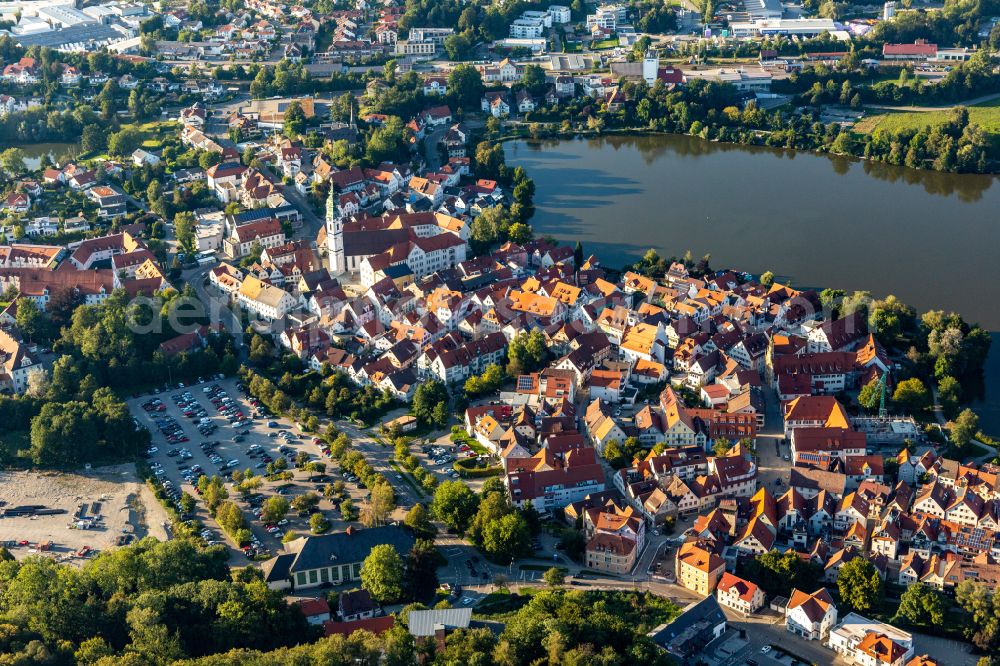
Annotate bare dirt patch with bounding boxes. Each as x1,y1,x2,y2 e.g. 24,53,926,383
0,464,171,564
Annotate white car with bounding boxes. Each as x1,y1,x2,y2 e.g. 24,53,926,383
761,645,772,654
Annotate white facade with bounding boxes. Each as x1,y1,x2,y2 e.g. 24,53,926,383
548,5,571,23
829,614,913,666
510,18,544,39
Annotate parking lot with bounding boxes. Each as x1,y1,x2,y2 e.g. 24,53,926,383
128,377,384,562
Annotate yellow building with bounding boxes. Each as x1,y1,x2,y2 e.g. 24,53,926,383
676,540,725,596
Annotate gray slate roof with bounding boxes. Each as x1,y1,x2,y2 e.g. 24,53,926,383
407,608,473,637
290,526,415,573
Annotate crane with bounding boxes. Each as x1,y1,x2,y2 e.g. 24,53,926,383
874,371,889,420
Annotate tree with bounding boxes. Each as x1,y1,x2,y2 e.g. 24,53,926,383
283,101,307,138
837,557,883,613
507,222,533,244
340,498,358,521
260,496,289,523
432,480,478,533
174,211,196,255
543,567,566,587
432,401,450,428
738,550,822,598
521,64,546,96
937,375,961,419
14,296,44,342
481,512,531,562
404,503,435,538
956,580,1000,651
506,329,548,376
0,147,26,178
474,141,505,180
309,512,330,533
470,204,512,245
199,151,222,170
858,378,882,412
413,380,448,424
291,491,320,513
712,438,732,457
107,127,143,157
870,295,916,340
895,583,947,628
363,482,395,527
406,539,442,601
447,64,484,108
760,271,774,287
81,125,106,153
841,290,872,318
360,544,405,602
603,439,626,468
951,408,979,450
892,377,930,413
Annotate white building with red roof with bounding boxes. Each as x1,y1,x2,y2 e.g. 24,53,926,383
716,572,766,614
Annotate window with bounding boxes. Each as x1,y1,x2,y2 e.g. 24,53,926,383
309,570,318,584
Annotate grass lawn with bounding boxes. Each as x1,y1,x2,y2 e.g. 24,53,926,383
450,429,488,455
856,97,1000,135
473,590,533,617
590,38,620,50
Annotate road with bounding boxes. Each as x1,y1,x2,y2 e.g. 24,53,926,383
334,420,420,509
184,263,245,353
756,386,792,493
423,126,448,170
279,181,326,239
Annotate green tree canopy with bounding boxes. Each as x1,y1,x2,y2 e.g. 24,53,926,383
431,480,479,533
837,557,883,613
360,544,405,602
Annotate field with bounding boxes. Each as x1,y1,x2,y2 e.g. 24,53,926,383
0,465,170,564
855,98,1000,135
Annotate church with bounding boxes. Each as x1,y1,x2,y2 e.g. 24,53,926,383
321,189,470,284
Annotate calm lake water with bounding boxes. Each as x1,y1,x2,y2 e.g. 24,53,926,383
17,142,80,170
506,134,1000,434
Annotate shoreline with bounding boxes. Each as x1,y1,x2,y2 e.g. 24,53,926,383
490,126,1000,177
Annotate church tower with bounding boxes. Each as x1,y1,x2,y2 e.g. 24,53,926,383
326,188,345,276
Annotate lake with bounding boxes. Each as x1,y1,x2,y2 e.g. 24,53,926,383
506,134,1000,434
17,142,80,170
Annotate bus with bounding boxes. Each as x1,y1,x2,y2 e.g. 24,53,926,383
196,251,217,266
